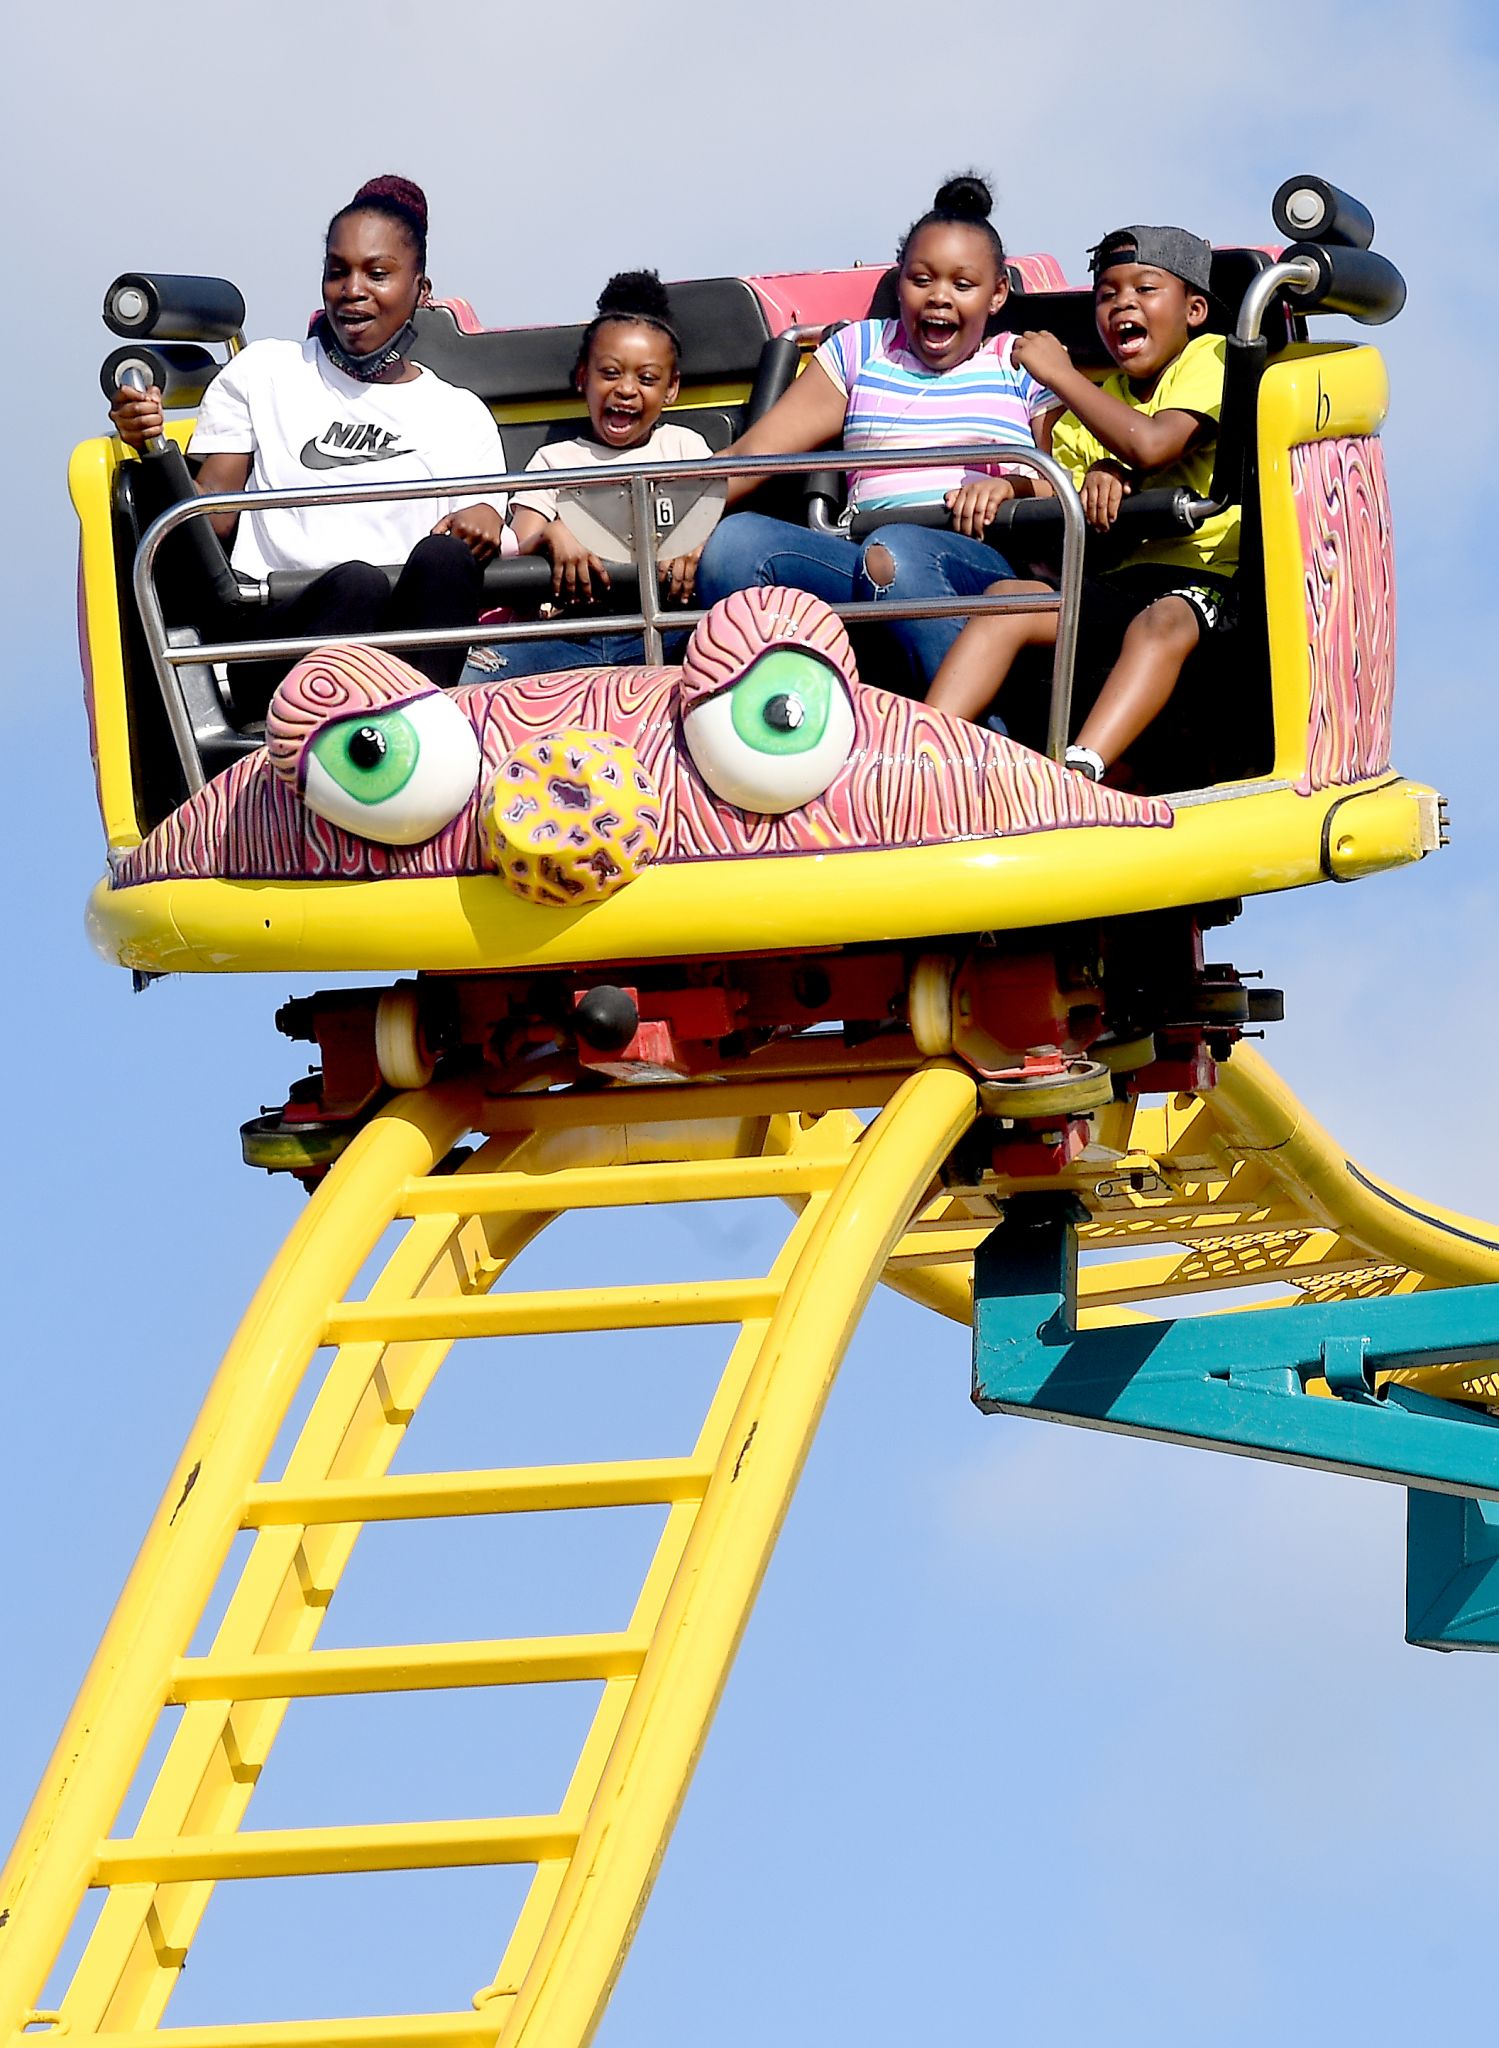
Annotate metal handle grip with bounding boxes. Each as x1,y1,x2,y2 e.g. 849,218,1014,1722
114,361,169,458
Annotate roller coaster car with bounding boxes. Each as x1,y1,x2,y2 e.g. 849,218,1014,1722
73,180,1444,1162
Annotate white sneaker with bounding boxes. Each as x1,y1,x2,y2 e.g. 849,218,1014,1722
1064,745,1106,782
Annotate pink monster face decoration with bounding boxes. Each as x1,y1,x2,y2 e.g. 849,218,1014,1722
678,588,857,714
483,728,662,905
266,643,481,847
677,589,861,814
115,594,1173,890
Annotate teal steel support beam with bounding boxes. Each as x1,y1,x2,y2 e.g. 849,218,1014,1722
1407,1491,1499,1651
972,1194,1499,1650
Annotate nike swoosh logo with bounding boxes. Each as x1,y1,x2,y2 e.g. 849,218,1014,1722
300,439,410,470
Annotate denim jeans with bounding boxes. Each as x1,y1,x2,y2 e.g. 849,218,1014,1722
460,626,690,686
694,511,1016,688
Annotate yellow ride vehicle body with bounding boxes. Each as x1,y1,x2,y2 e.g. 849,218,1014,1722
77,312,1437,979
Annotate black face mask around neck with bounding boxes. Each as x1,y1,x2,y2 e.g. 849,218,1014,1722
314,311,420,383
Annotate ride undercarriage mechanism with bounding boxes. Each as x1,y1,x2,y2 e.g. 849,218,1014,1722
6,174,1493,2048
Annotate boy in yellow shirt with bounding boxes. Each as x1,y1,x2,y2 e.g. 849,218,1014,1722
926,225,1237,781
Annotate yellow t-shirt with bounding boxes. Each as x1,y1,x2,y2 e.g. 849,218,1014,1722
1050,331,1238,575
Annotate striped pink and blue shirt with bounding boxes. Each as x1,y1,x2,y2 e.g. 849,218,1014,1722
813,320,1058,516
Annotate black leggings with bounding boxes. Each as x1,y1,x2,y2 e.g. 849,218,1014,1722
213,534,483,718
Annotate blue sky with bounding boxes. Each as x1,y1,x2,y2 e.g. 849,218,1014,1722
5,2,1499,2039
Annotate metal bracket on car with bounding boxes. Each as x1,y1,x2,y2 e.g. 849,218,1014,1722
972,1193,1499,1650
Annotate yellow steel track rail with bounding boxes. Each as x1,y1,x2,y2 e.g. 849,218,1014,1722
0,1063,977,2048
6,1042,1497,2047
877,1044,1499,1391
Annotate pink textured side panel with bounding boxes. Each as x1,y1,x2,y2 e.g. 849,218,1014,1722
429,296,484,332
266,643,436,788
1008,254,1069,292
746,257,1069,332
665,690,1170,859
115,667,1171,886
1292,436,1396,793
745,270,884,331
679,587,855,711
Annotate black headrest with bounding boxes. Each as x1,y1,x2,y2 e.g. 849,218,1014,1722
860,249,1293,369
865,263,1028,322
410,278,773,407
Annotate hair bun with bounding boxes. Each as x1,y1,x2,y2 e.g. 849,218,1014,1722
933,173,993,222
352,174,429,236
596,268,673,322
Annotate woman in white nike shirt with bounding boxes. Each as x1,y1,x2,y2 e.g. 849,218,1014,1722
108,174,507,703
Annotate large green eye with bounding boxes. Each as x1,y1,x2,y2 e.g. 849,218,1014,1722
683,649,857,815
310,712,419,804
300,693,482,846
728,651,834,756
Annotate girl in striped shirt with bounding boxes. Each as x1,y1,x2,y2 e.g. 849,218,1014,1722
695,175,1061,689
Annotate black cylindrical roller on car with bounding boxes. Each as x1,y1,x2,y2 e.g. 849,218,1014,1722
103,272,247,342
1281,242,1407,325
101,343,220,409
482,556,638,599
986,488,1204,547
1271,176,1375,251
263,557,570,608
850,489,1209,551
847,503,947,541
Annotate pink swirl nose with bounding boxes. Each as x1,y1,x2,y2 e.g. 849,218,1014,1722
481,729,663,906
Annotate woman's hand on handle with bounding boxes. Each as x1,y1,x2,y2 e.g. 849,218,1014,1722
944,477,1015,538
432,502,505,562
109,381,166,450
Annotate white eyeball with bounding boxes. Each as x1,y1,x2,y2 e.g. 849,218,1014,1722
682,649,856,814
301,692,481,846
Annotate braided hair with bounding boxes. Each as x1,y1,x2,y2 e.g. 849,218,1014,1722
897,173,1006,274
327,174,429,271
575,270,681,380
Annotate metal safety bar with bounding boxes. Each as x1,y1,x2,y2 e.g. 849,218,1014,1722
131,443,1085,795
1236,257,1321,344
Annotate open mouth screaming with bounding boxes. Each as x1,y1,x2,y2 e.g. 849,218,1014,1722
599,402,645,443
1110,318,1151,362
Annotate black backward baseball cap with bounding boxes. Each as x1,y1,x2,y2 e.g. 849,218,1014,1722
1089,226,1214,295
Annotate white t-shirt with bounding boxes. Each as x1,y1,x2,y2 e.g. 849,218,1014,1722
189,337,508,577
512,421,713,523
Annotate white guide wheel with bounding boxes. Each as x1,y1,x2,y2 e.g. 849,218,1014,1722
375,982,435,1091
908,955,955,1057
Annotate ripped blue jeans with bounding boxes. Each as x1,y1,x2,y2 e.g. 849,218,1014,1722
693,510,1016,689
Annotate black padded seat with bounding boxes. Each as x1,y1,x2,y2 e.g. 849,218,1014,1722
410,280,773,408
